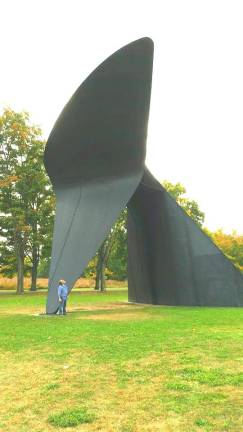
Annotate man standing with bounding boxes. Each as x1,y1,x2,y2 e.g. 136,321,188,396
58,279,69,315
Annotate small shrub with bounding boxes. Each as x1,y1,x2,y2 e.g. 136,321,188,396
48,408,95,427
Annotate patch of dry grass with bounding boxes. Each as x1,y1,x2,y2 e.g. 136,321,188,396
0,301,134,316
0,350,172,431
0,276,127,291
2,347,241,432
78,311,151,321
0,277,49,291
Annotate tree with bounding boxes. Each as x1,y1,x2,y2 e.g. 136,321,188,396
94,209,127,290
206,229,243,272
0,108,54,292
95,239,112,291
23,146,55,291
162,180,205,226
107,209,127,280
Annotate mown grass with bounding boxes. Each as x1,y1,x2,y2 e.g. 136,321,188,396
0,290,242,431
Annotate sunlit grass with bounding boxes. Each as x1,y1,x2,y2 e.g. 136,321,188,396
0,290,242,431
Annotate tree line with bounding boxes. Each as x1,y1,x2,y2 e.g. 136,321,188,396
0,108,242,293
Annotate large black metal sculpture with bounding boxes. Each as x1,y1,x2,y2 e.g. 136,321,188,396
44,38,243,313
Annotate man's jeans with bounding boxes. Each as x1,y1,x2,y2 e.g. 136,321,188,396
58,298,67,315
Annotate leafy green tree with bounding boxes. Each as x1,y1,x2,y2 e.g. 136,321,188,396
23,147,55,291
0,108,54,292
94,239,111,291
162,180,186,201
94,209,127,290
162,180,205,226
206,229,243,272
107,209,127,280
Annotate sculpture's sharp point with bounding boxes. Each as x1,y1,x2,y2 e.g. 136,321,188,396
121,36,154,56
136,36,154,48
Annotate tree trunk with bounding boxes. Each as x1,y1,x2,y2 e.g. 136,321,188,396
30,262,38,291
30,246,38,291
95,262,100,291
100,259,106,291
95,237,114,291
15,231,25,294
96,259,106,291
95,242,107,291
95,264,101,290
16,247,24,294
95,243,105,291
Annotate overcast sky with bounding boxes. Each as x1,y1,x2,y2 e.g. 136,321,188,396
1,0,242,233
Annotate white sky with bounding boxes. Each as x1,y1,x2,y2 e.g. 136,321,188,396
1,0,243,233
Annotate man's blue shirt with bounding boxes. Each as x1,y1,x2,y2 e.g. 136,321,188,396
58,284,68,299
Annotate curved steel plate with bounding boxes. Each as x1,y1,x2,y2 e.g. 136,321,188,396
44,38,154,313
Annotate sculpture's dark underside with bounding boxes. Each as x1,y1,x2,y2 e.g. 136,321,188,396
44,38,243,313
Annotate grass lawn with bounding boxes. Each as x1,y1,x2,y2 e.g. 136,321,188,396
0,290,242,432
